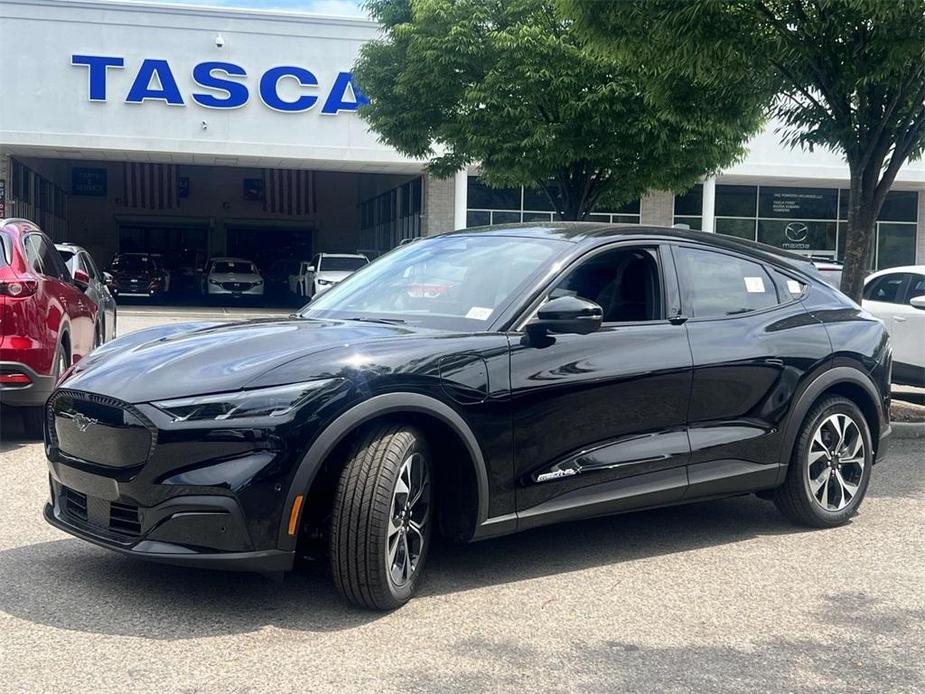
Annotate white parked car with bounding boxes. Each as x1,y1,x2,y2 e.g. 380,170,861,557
291,253,369,298
201,257,264,298
863,265,925,386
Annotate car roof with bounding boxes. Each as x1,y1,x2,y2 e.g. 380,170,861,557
55,243,85,252
318,253,367,258
445,222,819,275
865,265,925,282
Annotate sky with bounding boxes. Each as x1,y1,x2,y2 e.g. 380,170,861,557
99,0,368,18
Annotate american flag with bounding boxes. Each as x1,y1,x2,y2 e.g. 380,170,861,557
263,169,315,215
123,163,179,209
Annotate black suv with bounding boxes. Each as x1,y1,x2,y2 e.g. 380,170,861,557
44,224,891,610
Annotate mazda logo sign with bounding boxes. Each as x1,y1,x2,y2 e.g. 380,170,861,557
785,222,809,243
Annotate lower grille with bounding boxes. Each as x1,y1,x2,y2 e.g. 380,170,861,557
63,487,88,522
60,486,141,538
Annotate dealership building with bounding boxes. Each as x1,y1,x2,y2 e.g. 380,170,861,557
2,0,924,278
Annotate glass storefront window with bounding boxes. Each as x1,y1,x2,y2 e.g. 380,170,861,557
673,216,702,230
715,185,757,217
492,211,522,224
838,189,918,222
758,187,838,219
466,211,490,227
715,218,756,240
467,178,520,210
876,223,917,269
674,185,702,216
523,185,556,212
757,219,836,252
523,212,554,222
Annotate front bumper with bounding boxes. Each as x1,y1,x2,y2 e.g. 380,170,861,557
206,285,264,296
44,476,294,572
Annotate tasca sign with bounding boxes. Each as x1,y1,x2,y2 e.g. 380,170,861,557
71,55,369,114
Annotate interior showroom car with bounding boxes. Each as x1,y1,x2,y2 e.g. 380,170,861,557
291,252,369,298
201,257,265,298
0,219,105,436
863,265,925,386
108,252,171,299
42,223,892,610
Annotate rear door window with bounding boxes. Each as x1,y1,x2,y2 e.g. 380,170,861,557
675,246,780,318
864,274,909,304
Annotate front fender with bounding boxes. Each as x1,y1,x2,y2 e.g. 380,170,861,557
277,391,490,551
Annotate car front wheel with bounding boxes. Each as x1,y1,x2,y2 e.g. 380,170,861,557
330,424,432,610
774,396,872,528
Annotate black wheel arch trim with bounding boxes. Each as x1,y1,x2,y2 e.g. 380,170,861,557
779,364,886,473
277,391,491,550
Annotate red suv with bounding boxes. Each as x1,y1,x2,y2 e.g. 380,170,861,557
1,219,97,436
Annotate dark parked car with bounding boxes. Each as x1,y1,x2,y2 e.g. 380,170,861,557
108,252,170,299
0,219,97,436
43,224,891,610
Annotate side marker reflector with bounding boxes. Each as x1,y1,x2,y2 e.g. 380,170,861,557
287,495,304,536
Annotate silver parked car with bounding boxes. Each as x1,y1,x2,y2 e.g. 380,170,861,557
56,242,117,344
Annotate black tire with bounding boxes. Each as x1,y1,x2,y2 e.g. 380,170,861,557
22,341,68,439
774,396,873,528
330,424,433,610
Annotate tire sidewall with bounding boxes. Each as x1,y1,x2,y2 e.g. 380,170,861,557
796,399,873,524
379,433,432,606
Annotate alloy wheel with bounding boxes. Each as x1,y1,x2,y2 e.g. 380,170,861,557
806,413,865,511
387,452,430,588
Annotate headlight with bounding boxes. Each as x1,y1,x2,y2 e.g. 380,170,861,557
153,380,335,422
208,279,220,285
317,278,334,286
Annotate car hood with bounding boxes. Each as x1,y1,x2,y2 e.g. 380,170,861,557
317,270,355,282
209,272,262,282
61,318,428,403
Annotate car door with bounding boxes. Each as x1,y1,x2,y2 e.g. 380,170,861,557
509,242,693,529
892,273,925,378
864,272,922,373
672,244,832,496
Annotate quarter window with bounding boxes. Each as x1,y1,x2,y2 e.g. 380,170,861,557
676,247,779,318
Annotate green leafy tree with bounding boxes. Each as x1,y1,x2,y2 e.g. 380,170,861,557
353,0,764,222
563,0,925,301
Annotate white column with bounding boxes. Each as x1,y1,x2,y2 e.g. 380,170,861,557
701,175,716,233
453,169,468,230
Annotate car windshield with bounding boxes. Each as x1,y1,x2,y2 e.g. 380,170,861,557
213,261,255,274
113,255,157,272
57,249,78,273
320,256,368,272
301,235,566,330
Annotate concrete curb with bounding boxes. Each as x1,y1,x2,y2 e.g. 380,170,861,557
893,422,925,439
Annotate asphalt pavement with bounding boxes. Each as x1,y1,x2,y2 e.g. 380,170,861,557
0,307,922,693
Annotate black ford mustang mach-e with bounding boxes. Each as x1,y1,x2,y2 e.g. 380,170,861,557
43,224,891,610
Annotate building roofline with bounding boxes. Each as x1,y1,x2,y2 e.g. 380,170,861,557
7,0,377,28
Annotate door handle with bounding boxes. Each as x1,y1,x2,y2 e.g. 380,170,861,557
893,316,906,322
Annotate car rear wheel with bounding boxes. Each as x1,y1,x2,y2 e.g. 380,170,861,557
330,424,432,610
774,396,872,528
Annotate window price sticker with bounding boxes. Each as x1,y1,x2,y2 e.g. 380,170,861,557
744,276,766,293
465,306,493,320
787,280,802,295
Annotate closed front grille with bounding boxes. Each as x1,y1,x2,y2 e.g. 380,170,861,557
47,390,157,468
221,281,252,291
60,485,141,538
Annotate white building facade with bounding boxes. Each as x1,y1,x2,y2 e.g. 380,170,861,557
1,0,923,271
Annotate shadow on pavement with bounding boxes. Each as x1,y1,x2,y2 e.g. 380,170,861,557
0,494,808,640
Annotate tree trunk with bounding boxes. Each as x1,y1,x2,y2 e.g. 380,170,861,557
840,167,878,303
551,179,593,221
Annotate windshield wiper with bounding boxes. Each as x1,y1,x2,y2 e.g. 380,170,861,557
347,316,407,325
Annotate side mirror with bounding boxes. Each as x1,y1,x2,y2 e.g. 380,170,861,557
306,266,315,273
910,295,925,310
72,268,91,290
526,296,603,336
103,271,113,284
